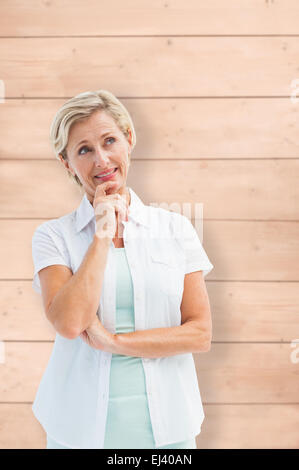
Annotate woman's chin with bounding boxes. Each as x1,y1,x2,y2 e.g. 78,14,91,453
93,180,121,195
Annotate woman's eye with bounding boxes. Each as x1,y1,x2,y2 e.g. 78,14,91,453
78,138,115,155
78,146,89,155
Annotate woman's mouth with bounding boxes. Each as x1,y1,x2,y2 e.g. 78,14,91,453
94,167,118,182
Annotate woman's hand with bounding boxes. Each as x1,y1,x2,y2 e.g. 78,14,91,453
79,315,116,353
93,181,129,240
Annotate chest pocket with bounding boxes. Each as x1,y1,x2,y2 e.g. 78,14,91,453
149,251,184,297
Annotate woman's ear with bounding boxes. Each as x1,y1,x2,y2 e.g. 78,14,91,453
127,128,133,152
59,153,76,177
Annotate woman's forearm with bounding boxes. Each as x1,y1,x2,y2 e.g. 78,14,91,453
112,321,211,358
48,235,110,338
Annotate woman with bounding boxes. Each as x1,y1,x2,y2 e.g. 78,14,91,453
31,89,214,449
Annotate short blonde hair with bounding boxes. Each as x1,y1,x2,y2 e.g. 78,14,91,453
49,89,136,188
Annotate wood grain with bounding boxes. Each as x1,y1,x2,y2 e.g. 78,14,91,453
197,404,299,449
0,218,299,280
1,281,298,342
0,343,297,403
1,98,298,160
0,37,298,97
1,160,299,220
1,0,298,36
1,403,298,449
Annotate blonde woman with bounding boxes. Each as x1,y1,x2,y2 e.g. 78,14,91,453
31,90,214,449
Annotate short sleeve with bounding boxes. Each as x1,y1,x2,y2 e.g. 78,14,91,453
31,222,72,295
178,215,214,277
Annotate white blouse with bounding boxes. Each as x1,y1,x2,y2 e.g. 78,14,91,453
31,186,214,449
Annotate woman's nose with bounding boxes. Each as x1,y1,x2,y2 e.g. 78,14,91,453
93,146,110,166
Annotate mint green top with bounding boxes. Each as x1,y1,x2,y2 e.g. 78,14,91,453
103,248,196,449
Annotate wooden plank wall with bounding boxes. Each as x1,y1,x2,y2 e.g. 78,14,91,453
0,0,299,449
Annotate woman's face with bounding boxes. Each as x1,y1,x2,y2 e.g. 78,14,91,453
60,109,132,205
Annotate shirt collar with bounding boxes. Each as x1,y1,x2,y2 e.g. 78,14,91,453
75,186,150,233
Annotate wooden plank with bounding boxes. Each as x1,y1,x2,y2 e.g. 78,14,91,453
0,402,298,449
1,0,298,36
0,37,297,97
1,160,299,220
195,343,299,403
0,403,298,449
1,98,298,160
0,343,54,402
0,219,298,280
207,282,299,343
0,343,297,403
197,404,299,449
1,281,299,343
1,281,57,341
205,220,299,281
0,404,46,449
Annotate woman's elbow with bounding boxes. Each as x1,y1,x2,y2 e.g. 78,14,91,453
53,317,79,340
201,340,212,352
197,330,212,353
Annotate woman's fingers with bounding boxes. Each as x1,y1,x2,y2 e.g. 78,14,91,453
96,194,128,221
93,180,118,208
95,198,126,223
93,181,129,239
